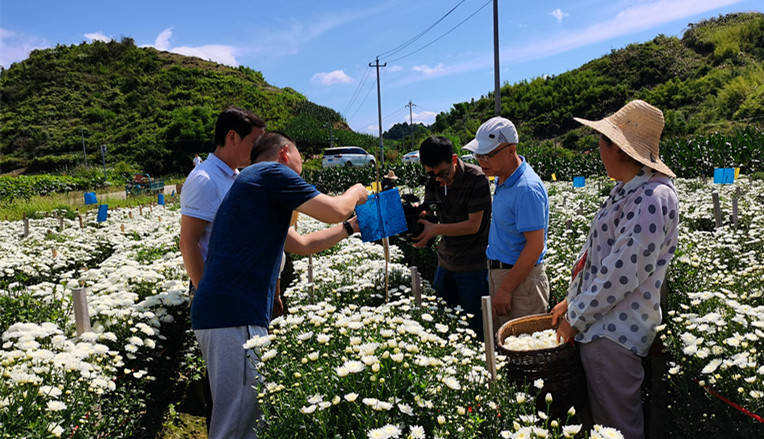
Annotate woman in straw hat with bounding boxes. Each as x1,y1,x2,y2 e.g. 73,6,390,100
381,170,398,191
551,100,679,439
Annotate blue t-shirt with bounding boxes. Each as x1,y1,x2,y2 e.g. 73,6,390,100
191,162,319,330
486,156,549,265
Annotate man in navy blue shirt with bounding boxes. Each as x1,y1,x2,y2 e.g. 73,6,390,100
191,132,367,439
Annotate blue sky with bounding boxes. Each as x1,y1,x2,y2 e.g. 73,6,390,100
1,0,760,136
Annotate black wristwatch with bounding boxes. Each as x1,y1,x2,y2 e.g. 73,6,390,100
342,220,354,236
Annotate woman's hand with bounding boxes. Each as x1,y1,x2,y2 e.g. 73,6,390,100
550,299,577,343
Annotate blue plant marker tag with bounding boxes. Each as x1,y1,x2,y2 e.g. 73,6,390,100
97,204,108,223
573,176,585,188
355,188,407,242
158,193,165,205
713,168,735,184
84,192,97,205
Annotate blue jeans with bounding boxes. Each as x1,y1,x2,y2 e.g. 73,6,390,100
432,266,488,341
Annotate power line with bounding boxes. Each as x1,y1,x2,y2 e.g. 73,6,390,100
377,0,468,60
345,77,377,123
381,106,408,124
387,0,492,64
342,66,373,117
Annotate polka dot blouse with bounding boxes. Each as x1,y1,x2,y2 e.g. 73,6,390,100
567,167,679,356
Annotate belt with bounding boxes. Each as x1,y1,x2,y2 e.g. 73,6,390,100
487,259,513,270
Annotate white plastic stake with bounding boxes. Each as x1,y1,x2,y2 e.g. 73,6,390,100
481,295,497,381
410,266,422,307
712,191,723,228
72,288,91,335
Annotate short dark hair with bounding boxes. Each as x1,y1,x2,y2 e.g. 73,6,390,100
213,107,265,147
419,136,453,167
251,131,295,163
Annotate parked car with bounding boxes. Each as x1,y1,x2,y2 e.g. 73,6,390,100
125,173,164,196
402,150,420,164
460,153,476,164
322,147,376,168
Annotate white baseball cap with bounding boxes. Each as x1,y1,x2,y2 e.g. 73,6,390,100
463,116,519,154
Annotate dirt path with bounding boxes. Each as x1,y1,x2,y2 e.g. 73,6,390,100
103,184,179,200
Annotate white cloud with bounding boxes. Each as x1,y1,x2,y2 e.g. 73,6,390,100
84,32,112,43
388,65,403,73
311,70,353,86
171,45,239,66
413,111,437,125
412,63,446,76
551,9,569,23
143,28,240,66
154,28,173,51
0,28,49,68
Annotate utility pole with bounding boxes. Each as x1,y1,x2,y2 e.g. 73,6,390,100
493,0,501,116
406,100,416,151
81,130,88,166
370,57,387,165
325,122,335,148
100,144,108,182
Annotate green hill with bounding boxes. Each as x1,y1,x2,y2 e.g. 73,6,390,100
0,38,375,175
429,12,764,150
1,12,762,177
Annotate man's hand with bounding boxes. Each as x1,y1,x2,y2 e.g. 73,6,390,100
272,285,284,318
412,219,436,248
492,285,513,317
350,183,368,205
347,215,360,233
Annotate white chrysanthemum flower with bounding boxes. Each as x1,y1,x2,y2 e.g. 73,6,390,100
46,400,67,412
243,334,272,349
297,331,314,341
409,425,425,439
442,376,461,390
300,405,317,414
398,403,414,416
563,425,582,438
47,423,64,437
260,349,277,361
344,392,359,402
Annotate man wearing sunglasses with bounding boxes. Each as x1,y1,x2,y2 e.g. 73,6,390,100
414,136,492,340
463,117,550,331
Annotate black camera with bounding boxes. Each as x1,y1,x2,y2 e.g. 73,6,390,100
400,193,439,245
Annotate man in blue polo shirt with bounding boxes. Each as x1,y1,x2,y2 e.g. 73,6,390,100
180,107,265,292
191,132,368,439
463,116,550,330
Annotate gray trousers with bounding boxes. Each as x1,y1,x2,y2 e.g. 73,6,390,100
580,337,645,439
195,325,267,439
488,263,550,330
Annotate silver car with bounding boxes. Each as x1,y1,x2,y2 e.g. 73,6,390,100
401,150,420,164
322,147,376,168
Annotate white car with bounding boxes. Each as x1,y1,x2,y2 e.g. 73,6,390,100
401,150,420,164
322,147,376,168
460,153,476,163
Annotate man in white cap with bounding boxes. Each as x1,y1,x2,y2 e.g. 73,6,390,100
552,100,679,439
463,116,550,330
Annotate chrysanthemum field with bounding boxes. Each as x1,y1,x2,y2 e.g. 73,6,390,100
1,176,763,438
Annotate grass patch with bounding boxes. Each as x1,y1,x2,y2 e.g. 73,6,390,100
0,191,178,221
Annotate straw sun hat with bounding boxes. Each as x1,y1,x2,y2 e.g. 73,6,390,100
574,100,675,178
385,170,398,180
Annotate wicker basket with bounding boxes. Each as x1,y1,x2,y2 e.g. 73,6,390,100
496,313,587,419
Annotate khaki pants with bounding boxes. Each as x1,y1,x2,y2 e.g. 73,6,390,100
488,263,550,331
